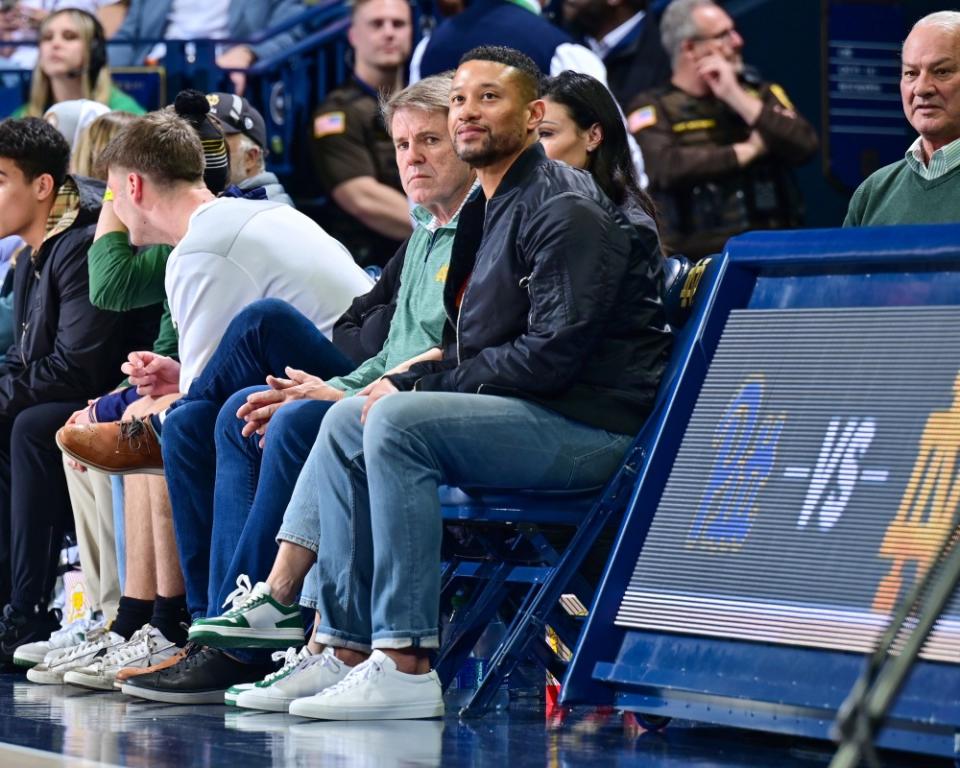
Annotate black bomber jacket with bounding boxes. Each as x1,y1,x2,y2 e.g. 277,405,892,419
0,176,132,415
388,143,673,436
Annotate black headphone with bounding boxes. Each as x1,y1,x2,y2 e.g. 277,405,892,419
52,8,107,82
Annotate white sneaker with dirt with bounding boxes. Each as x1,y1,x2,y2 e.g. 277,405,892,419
26,627,125,685
287,650,444,721
63,624,180,691
237,646,349,713
187,576,304,648
13,616,105,669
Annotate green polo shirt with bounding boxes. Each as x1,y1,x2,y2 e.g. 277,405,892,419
326,203,460,395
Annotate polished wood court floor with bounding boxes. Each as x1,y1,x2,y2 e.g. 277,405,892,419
0,672,945,767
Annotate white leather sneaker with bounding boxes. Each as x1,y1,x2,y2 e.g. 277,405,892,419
64,624,179,691
13,616,104,669
288,650,444,721
237,646,348,712
26,627,125,685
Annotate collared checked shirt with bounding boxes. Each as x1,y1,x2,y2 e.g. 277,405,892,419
904,135,960,180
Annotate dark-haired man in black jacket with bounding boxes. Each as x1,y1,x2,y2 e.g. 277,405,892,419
0,118,147,660
190,46,673,722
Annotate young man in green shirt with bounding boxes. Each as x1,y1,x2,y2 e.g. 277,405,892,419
845,11,960,227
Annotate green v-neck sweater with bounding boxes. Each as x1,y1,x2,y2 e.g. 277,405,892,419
844,159,960,227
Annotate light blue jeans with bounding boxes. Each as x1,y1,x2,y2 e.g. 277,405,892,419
277,392,632,651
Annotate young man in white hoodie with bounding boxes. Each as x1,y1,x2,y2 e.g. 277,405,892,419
42,109,372,687
101,110,373,398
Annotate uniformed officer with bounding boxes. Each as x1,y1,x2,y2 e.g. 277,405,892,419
626,0,818,260
309,0,413,267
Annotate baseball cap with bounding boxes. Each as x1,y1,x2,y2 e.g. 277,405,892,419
206,92,267,149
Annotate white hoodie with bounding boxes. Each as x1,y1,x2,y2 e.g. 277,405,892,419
166,198,373,392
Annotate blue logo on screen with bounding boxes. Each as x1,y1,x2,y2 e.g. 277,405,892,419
688,378,786,549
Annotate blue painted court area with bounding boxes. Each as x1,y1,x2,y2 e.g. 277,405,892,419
0,672,945,768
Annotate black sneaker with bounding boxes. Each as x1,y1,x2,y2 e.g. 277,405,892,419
119,643,276,704
0,604,61,664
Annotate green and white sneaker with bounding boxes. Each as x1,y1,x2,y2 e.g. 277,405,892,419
224,682,257,706
237,646,349,712
234,646,312,711
224,649,264,706
187,576,304,649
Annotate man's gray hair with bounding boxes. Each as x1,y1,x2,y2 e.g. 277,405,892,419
234,132,266,173
660,0,717,65
910,10,960,38
380,73,454,137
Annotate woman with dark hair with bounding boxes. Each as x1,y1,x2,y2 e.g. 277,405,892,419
540,70,657,224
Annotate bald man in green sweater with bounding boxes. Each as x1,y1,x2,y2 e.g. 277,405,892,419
845,11,960,227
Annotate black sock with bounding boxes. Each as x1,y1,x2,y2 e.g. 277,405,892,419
150,594,190,646
111,596,153,640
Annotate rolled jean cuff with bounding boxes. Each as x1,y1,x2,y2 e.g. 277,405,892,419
276,529,319,554
315,626,372,653
372,630,440,650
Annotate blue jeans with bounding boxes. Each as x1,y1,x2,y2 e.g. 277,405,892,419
209,387,336,612
278,393,632,651
171,299,356,413
162,300,353,618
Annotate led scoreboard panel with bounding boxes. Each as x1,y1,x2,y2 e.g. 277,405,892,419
618,306,960,663
561,226,960,760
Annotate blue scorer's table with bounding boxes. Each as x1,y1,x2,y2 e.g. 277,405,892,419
561,225,960,760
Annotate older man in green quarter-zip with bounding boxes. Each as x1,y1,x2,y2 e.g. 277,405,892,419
845,11,960,227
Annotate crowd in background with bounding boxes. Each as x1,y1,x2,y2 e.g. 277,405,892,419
0,0,951,723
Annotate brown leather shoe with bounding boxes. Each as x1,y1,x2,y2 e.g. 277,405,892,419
113,646,188,689
56,417,164,475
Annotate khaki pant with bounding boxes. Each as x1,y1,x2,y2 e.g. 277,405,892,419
63,454,120,622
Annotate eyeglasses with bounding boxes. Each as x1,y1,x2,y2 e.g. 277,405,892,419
693,27,738,44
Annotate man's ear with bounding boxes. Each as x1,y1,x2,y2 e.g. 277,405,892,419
33,172,56,203
527,98,546,131
128,172,144,204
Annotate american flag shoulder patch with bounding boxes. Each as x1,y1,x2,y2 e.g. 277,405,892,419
627,105,657,133
314,111,346,138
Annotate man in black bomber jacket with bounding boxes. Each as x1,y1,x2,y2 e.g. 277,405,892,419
189,46,673,720
0,118,144,659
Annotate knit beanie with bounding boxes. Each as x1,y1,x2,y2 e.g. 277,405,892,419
173,89,230,195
